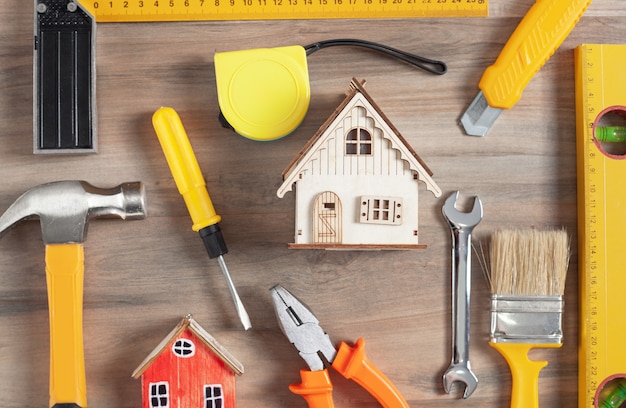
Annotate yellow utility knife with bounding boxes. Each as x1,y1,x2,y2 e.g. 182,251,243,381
460,0,592,137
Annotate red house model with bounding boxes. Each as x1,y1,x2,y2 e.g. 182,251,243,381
132,315,244,408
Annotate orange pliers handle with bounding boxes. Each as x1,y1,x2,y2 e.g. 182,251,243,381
289,338,409,408
290,369,334,407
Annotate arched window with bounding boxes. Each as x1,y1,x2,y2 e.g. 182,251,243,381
345,128,372,155
172,339,195,358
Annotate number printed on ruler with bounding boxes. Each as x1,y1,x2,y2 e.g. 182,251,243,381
78,0,488,21
581,43,604,407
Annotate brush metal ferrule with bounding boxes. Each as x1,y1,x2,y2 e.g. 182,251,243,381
490,294,563,344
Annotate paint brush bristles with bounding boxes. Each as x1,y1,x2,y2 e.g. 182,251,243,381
489,228,570,345
489,228,570,297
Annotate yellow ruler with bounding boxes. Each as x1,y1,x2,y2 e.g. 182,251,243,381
576,44,626,408
76,0,487,21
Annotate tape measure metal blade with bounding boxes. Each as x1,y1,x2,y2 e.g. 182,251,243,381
576,43,626,408
77,0,487,21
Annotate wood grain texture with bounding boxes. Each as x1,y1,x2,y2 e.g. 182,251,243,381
0,0,621,406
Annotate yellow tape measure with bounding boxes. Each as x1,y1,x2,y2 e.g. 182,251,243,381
77,0,487,21
576,44,626,408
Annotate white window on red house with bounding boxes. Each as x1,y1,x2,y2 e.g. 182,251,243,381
149,381,170,408
359,196,403,225
172,338,195,358
204,384,224,408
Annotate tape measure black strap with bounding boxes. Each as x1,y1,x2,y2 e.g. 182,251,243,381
304,39,447,75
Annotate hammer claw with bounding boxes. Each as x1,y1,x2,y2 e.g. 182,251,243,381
0,190,39,239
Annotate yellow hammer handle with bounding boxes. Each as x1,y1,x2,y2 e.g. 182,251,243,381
479,0,591,109
490,342,562,408
152,107,221,231
45,243,87,408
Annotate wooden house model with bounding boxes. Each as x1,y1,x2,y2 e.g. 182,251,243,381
277,79,442,249
132,315,244,408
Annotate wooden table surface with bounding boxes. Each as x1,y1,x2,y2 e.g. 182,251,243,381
1,0,625,407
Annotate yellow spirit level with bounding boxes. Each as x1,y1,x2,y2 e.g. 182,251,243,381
576,43,626,408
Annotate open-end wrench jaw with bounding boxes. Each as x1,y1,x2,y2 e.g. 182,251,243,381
443,363,478,398
442,191,483,230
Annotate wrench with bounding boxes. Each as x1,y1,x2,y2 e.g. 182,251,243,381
442,191,482,399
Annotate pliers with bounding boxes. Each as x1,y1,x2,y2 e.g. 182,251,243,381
270,284,409,408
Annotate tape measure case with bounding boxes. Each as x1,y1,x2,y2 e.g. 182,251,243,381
214,45,310,141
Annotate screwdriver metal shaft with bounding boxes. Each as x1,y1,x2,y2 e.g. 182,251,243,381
217,255,251,329
152,106,251,330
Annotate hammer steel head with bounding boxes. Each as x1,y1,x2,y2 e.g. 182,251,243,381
0,181,146,244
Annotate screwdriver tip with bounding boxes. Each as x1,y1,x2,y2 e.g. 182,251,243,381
216,255,252,330
460,91,502,137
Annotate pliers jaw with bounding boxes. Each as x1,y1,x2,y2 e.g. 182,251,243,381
270,284,337,372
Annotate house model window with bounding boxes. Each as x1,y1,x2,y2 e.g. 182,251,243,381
345,127,372,155
360,196,403,225
172,338,195,358
149,381,170,408
204,384,224,408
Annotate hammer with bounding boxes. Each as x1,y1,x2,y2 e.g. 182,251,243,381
0,180,147,408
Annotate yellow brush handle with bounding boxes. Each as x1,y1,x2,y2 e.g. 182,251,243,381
490,342,562,408
152,106,221,232
45,243,87,408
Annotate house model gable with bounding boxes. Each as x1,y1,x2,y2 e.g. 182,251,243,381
277,78,442,249
132,315,243,408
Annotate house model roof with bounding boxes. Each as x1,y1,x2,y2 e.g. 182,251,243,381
131,314,244,379
277,78,442,198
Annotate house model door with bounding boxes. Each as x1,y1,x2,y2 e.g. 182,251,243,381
313,191,342,244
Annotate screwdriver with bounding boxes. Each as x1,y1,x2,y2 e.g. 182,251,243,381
152,106,251,330
459,0,591,137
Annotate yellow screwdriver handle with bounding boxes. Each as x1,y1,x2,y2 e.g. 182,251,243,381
45,243,87,408
152,107,221,231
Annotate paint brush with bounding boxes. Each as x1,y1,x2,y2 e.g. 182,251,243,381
486,228,570,408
